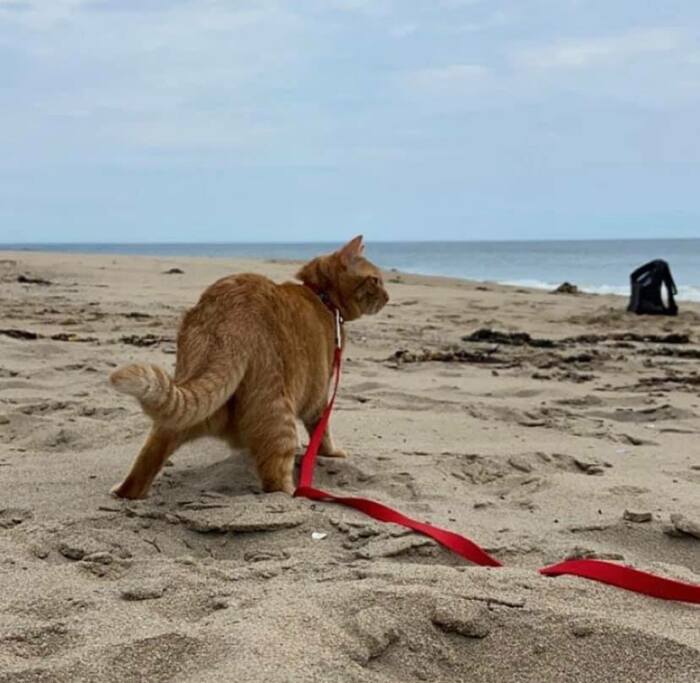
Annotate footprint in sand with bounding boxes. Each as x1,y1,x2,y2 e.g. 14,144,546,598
0,622,80,660
0,508,33,529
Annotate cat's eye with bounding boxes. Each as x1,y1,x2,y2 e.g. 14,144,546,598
370,276,381,286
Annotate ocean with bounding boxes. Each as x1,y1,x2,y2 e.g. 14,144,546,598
4,239,700,302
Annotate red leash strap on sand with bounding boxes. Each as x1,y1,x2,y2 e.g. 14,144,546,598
296,345,343,491
294,322,700,603
540,560,700,604
296,484,502,568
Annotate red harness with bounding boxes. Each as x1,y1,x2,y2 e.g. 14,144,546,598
295,304,700,603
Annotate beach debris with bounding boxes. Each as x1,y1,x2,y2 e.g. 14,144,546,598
546,367,592,382
552,282,579,295
311,531,328,541
163,267,184,274
389,347,503,365
1,329,100,343
17,274,52,285
561,353,594,364
0,328,40,340
636,375,700,390
623,510,652,523
665,514,700,540
119,333,172,347
432,601,491,639
50,333,98,343
462,328,557,348
122,311,153,320
562,332,690,345
639,347,700,359
391,327,695,376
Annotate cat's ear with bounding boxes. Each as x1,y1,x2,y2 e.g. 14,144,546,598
338,235,364,267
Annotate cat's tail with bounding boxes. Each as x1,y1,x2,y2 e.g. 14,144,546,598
109,362,243,429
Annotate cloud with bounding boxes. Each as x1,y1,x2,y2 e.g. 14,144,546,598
0,1,32,11
0,0,311,162
389,23,418,38
513,27,686,70
438,0,485,8
321,0,393,16
83,0,192,12
450,9,512,34
405,63,489,89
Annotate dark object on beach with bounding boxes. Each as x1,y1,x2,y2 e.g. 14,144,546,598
552,282,579,295
123,312,153,320
390,347,503,365
563,332,689,345
17,274,52,286
50,333,98,343
463,328,557,348
119,334,170,347
627,260,678,316
163,267,184,275
0,329,40,340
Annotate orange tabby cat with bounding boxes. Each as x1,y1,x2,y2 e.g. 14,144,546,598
109,236,389,499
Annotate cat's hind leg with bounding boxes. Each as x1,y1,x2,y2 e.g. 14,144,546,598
111,427,181,500
111,407,228,499
242,397,299,495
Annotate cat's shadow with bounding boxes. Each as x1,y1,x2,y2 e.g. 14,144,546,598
160,448,261,498
157,446,349,499
156,443,362,501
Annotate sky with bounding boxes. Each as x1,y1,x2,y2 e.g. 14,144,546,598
1,0,699,243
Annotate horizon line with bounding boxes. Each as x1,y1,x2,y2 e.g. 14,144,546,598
2,236,700,246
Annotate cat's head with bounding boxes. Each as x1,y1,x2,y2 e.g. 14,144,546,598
296,235,390,321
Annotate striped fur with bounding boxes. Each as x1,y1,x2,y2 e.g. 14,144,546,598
110,362,244,430
110,236,389,499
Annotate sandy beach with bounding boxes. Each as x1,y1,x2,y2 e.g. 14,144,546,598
1,249,699,682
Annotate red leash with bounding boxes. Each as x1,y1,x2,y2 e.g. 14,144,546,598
295,313,700,604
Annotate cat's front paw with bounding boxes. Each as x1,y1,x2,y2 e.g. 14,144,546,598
110,480,148,500
320,448,348,459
